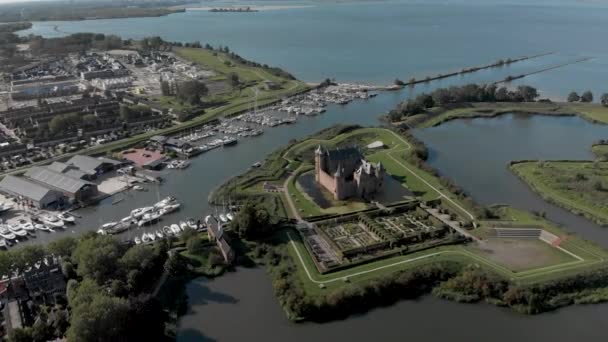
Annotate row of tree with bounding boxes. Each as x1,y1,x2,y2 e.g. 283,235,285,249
388,83,539,122
568,91,608,106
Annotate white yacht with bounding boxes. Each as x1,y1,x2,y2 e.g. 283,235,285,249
138,212,162,227
162,226,173,236
0,227,16,240
35,224,53,233
160,203,181,216
179,221,188,231
18,222,35,232
131,206,154,219
57,212,75,224
7,225,27,237
41,215,65,228
170,224,181,235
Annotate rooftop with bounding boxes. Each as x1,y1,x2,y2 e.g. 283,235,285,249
122,148,165,167
25,166,93,194
0,175,57,201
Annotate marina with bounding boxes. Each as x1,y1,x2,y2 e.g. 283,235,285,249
10,1,608,341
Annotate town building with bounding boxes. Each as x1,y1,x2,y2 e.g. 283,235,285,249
24,166,98,203
66,155,123,176
45,161,95,181
0,175,67,209
207,217,235,264
121,148,166,170
315,146,385,200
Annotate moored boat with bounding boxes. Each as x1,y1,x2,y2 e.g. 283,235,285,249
35,224,53,233
170,224,181,235
0,227,16,240
131,206,154,219
138,212,162,227
160,203,181,215
57,212,75,224
19,222,35,232
141,233,153,243
8,226,27,237
179,221,188,231
41,215,65,228
186,218,198,229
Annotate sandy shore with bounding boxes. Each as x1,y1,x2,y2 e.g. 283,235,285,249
185,5,313,11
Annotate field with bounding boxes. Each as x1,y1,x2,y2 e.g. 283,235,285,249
511,161,608,225
409,101,608,128
593,144,608,159
470,238,575,272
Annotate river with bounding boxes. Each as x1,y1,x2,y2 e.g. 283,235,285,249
13,0,608,340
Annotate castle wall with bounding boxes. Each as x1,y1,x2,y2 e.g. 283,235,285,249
318,169,336,195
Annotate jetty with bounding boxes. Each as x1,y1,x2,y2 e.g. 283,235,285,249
401,52,554,86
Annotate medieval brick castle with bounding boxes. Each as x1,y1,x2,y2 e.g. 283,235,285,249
315,145,385,201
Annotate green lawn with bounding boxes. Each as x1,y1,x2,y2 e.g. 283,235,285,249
281,127,476,221
511,161,608,225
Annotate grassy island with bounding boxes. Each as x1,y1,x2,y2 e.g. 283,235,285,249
385,83,608,128
511,160,608,226
214,126,608,321
408,101,608,128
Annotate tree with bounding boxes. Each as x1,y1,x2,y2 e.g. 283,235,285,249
594,180,604,191
601,93,608,107
119,105,135,122
581,90,594,103
231,201,273,239
516,85,539,102
49,115,68,134
47,236,78,257
72,235,125,284
567,91,580,102
67,294,130,342
228,72,240,88
14,245,46,271
187,236,207,254
495,87,509,101
176,80,208,105
160,80,172,96
8,328,33,342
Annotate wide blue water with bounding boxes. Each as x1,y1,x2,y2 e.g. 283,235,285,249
19,0,608,99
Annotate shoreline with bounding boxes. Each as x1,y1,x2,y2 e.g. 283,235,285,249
184,5,314,12
405,102,608,128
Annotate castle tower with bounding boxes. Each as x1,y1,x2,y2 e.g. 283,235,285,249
333,163,343,200
315,145,324,182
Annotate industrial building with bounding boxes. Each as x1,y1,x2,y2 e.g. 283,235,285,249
0,175,67,209
24,166,98,203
